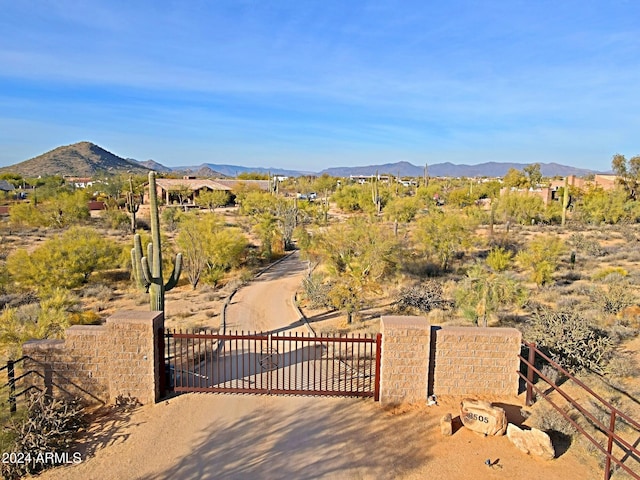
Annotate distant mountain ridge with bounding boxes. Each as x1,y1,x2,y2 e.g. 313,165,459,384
319,161,598,178
0,142,601,178
174,163,312,178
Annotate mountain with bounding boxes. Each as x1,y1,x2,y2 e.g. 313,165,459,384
320,161,422,177
181,164,312,178
132,159,173,173
320,161,598,178
0,142,150,177
174,165,228,178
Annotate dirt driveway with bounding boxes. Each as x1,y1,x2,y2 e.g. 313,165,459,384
224,251,308,333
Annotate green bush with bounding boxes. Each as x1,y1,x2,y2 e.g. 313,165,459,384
486,247,512,272
592,266,628,281
6,227,120,292
516,235,565,287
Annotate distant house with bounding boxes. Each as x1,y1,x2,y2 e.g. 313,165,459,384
501,174,621,206
153,178,233,205
0,180,15,193
64,177,96,188
349,174,390,184
500,186,554,205
548,174,617,192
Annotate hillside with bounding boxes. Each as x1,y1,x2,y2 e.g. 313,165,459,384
0,142,150,177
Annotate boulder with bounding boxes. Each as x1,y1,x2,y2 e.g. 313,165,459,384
459,399,507,436
440,413,453,436
506,423,555,460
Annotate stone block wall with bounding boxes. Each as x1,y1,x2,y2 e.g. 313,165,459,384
379,316,431,405
432,326,522,396
379,317,522,404
22,311,163,405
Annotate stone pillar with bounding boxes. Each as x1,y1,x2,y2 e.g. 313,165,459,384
106,310,164,405
379,316,430,405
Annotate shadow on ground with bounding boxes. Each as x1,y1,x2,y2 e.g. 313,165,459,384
148,396,432,480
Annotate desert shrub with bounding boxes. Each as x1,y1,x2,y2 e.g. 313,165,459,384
395,281,450,314
415,210,478,272
0,292,38,310
620,226,638,243
69,310,102,325
590,282,636,315
516,234,565,287
530,403,578,438
161,207,182,231
604,353,638,380
568,233,605,257
486,247,512,272
302,274,333,309
101,209,131,233
525,308,615,374
538,363,564,386
81,284,114,303
0,392,85,480
592,266,628,281
558,270,582,284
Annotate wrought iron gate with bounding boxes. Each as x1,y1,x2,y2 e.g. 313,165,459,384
161,329,381,400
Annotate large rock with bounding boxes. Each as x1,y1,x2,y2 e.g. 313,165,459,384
440,413,453,436
506,423,555,460
459,399,507,436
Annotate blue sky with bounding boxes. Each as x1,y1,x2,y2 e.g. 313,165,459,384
1,1,639,172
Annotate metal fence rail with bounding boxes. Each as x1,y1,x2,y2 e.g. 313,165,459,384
162,329,381,400
0,356,42,413
519,341,640,480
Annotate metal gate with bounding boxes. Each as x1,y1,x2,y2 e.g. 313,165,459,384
160,329,381,400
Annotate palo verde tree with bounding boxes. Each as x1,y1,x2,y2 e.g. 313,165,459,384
176,212,248,289
611,153,640,200
0,289,80,359
131,172,183,311
7,227,119,292
414,209,478,272
516,234,565,287
304,218,400,323
196,189,230,211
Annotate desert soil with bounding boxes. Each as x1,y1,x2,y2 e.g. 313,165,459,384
34,253,604,480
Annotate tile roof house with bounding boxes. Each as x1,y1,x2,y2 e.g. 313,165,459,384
153,178,232,205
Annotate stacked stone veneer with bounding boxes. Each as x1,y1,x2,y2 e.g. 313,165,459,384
379,316,521,405
433,326,521,396
22,311,163,405
380,316,432,405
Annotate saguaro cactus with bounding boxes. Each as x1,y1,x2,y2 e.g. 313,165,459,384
125,176,141,233
131,171,182,311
